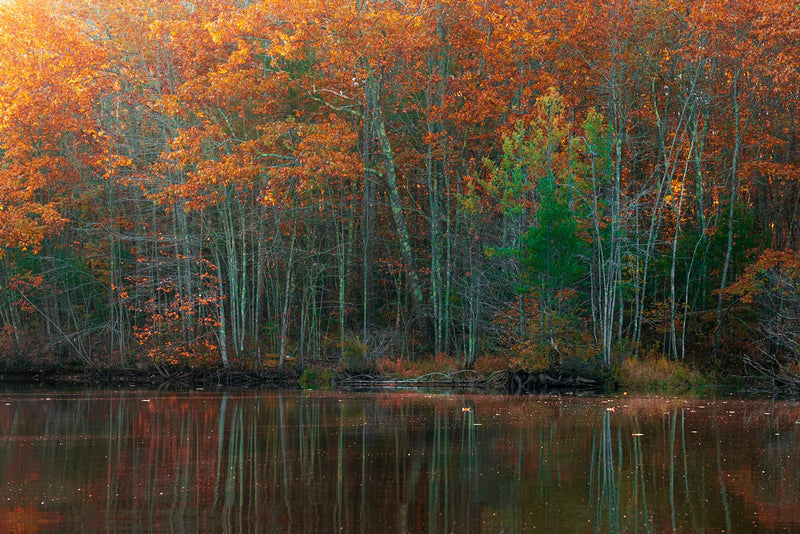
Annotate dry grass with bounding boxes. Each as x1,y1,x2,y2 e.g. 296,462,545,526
473,355,512,374
375,353,461,378
618,357,705,391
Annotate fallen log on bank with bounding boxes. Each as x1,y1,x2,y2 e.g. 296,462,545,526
335,369,509,390
335,368,607,393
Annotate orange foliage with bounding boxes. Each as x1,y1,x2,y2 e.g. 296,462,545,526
129,255,221,366
0,0,798,368
0,0,111,252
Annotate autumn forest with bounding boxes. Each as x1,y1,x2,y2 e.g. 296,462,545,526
0,0,798,377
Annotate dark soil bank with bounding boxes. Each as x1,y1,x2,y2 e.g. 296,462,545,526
0,367,302,389
0,364,613,394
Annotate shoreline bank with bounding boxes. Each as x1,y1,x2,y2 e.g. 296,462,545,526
0,361,787,396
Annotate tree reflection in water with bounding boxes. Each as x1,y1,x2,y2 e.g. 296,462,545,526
0,391,798,532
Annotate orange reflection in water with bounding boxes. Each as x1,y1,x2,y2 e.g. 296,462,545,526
0,390,799,532
0,505,61,534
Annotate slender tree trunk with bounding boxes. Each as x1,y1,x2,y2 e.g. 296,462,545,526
335,204,346,360
364,68,428,339
669,143,693,360
426,143,443,357
361,118,374,344
714,70,744,355
279,211,298,368
633,63,699,352
213,247,230,369
254,205,268,363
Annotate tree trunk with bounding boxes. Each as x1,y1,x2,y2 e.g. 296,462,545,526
714,69,744,355
364,68,428,342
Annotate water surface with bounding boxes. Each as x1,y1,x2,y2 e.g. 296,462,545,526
1,389,798,532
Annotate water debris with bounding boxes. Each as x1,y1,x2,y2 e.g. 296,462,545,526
336,369,509,390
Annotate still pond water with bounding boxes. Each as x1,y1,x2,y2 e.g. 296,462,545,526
0,389,798,533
